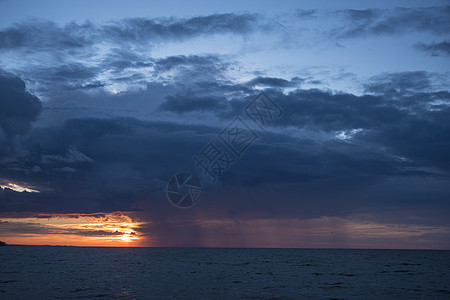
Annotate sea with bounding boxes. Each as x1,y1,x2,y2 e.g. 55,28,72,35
1,246,449,299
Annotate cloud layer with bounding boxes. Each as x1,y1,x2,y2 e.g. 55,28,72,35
1,6,450,247
0,72,42,159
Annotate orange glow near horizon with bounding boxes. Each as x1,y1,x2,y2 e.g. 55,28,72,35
2,213,450,249
0,212,148,247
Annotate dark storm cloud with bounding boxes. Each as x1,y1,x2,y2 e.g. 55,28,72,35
253,89,401,131
362,100,450,170
157,85,450,180
415,40,450,57
0,72,42,158
274,88,450,172
0,39,449,229
0,116,221,214
335,6,450,38
2,83,448,225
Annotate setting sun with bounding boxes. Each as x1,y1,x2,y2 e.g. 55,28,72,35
120,234,135,242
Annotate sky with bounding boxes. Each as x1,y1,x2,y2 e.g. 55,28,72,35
0,0,449,249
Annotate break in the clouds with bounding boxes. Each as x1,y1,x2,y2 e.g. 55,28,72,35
1,1,450,248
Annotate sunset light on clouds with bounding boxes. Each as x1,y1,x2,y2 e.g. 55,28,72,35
0,212,145,247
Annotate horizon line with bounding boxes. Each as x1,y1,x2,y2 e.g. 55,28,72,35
2,244,449,251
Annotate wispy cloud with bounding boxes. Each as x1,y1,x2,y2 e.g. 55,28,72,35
415,40,450,57
333,6,450,38
0,14,259,50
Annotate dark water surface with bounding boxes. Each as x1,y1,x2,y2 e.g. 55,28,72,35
1,246,449,299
